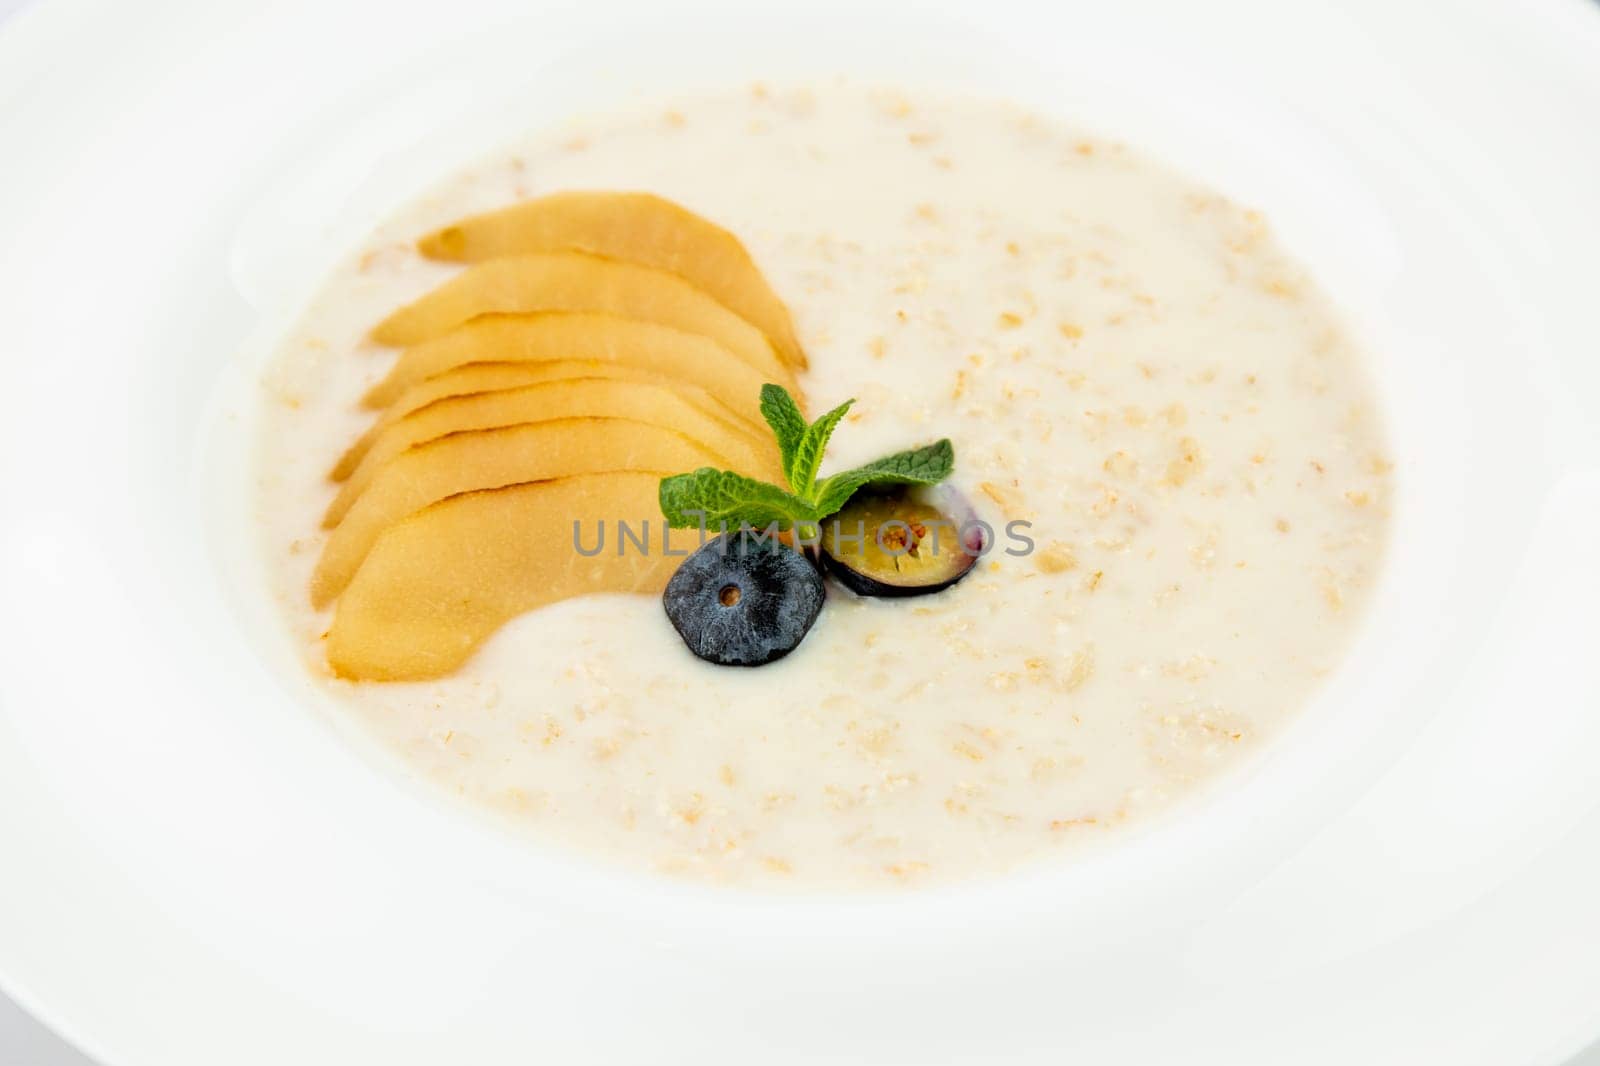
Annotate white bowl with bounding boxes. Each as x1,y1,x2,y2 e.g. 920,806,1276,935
1,0,1598,1063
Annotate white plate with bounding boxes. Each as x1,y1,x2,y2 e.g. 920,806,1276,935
1,1,1598,1063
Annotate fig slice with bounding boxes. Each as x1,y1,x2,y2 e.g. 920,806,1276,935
819,487,984,597
324,377,781,528
368,251,791,385
360,311,784,419
326,472,699,681
312,417,720,608
416,191,806,368
332,359,759,481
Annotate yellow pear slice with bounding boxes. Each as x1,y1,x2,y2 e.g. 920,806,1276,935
333,358,762,481
362,312,785,417
312,417,718,608
370,251,790,384
327,472,694,680
325,377,779,527
417,191,806,368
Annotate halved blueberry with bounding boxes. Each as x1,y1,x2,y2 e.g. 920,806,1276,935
663,532,825,666
819,486,984,597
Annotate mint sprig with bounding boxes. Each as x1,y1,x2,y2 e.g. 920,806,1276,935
758,384,810,487
812,439,954,516
658,467,820,530
658,384,954,535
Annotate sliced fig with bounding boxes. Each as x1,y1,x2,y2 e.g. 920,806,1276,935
818,486,985,597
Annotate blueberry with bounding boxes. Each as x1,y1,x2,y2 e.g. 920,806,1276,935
663,532,824,666
819,486,982,598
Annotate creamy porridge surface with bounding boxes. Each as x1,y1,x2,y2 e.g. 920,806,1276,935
256,84,1392,889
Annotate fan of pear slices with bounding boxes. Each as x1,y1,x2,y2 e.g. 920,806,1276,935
315,192,808,681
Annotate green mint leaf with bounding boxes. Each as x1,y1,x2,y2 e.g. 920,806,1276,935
758,384,809,492
658,467,819,532
812,439,955,516
791,397,855,496
660,386,956,540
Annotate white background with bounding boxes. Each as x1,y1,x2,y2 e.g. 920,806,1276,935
0,0,94,1053
0,0,1596,1063
0,18,90,1066
0,30,88,1064
0,14,95,1066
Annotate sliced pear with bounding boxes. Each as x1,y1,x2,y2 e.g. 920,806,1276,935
327,472,696,681
325,377,779,527
370,251,789,384
417,191,806,368
313,418,718,608
362,312,786,417
333,359,762,481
